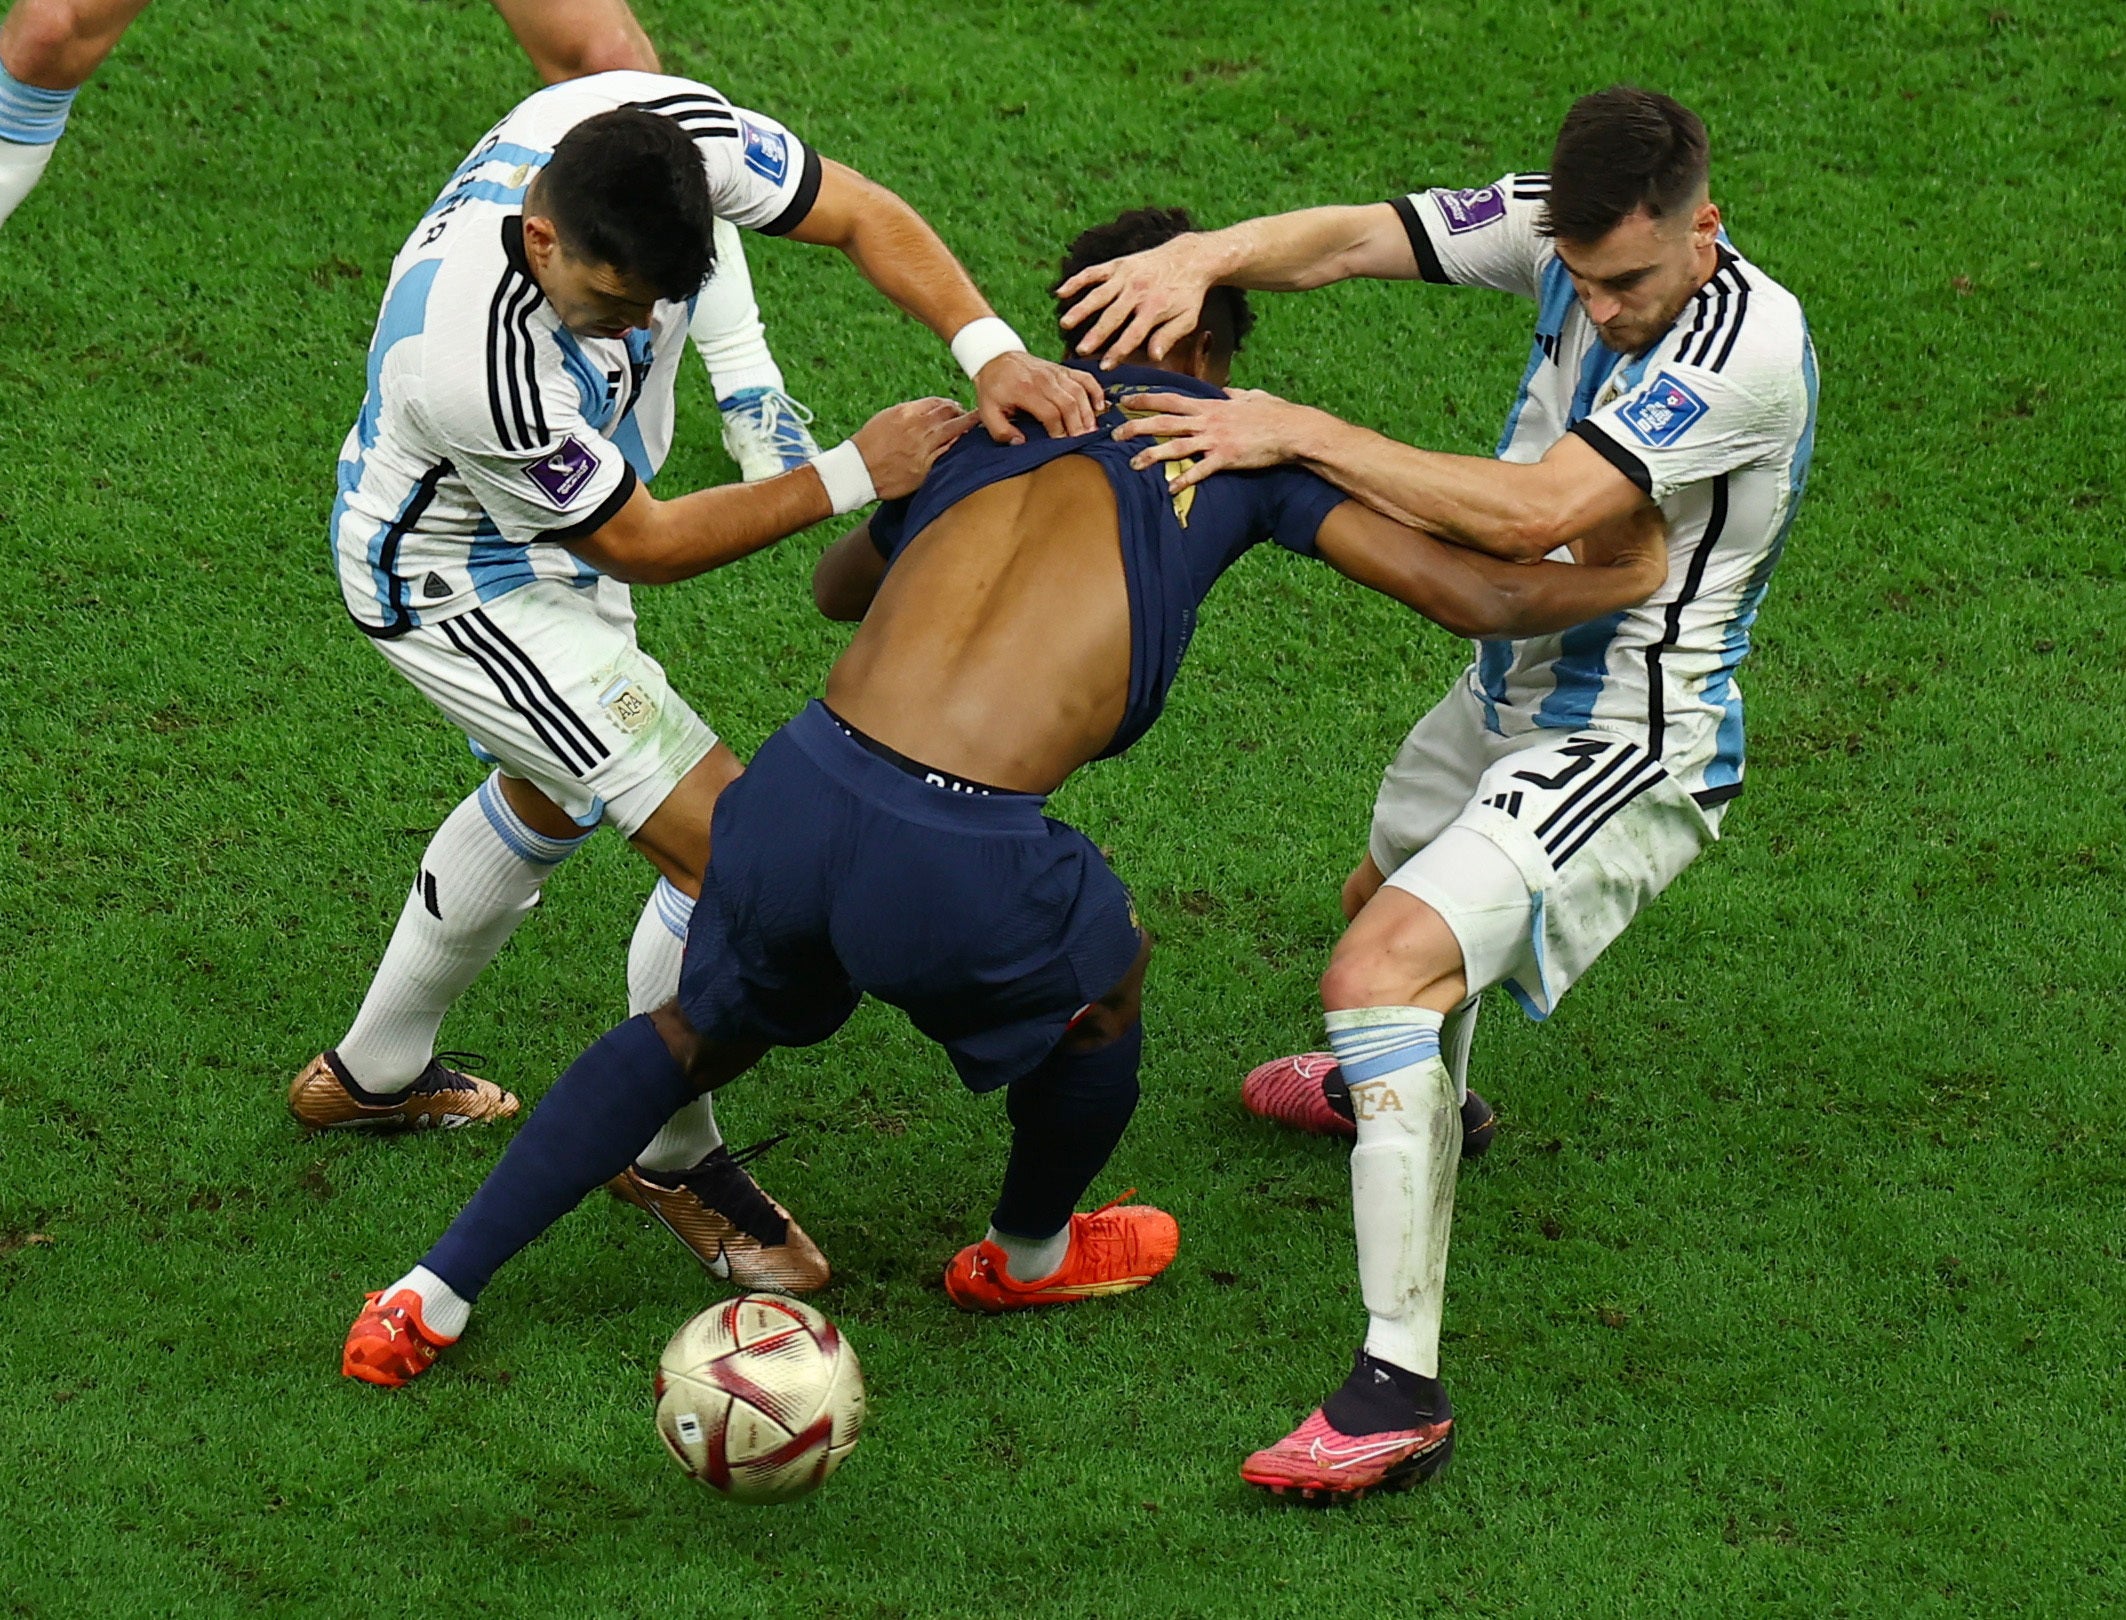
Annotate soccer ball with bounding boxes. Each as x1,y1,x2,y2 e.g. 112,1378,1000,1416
653,1294,866,1504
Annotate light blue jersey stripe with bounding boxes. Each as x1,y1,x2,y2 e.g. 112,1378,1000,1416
467,519,540,602
421,178,538,219
550,328,611,426
331,258,443,613
1495,259,1577,456
1698,320,1818,793
1535,608,1629,727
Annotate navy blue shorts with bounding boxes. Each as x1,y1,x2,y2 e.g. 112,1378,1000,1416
676,702,1143,1093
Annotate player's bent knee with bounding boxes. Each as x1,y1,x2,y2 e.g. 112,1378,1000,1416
1320,897,1465,1012
2,0,146,85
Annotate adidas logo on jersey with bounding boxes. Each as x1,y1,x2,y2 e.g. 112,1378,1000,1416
422,572,451,599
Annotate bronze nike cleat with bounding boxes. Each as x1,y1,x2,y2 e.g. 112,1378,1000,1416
609,1140,830,1294
288,1049,520,1131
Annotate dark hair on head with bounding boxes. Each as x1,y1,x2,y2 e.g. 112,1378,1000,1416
1541,86,1709,243
1054,207,1255,360
533,108,716,300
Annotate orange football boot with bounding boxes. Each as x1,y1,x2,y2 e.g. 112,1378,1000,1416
342,1288,458,1387
944,1193,1179,1313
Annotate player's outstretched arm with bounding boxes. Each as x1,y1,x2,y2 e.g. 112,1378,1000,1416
781,160,1102,445
1118,392,1645,563
1056,204,1417,367
565,398,970,585
1313,499,1669,641
812,521,887,622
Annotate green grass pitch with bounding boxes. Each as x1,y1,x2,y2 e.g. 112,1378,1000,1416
2,0,2122,1612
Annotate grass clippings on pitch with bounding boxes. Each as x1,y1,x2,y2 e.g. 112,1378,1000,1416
1,1,2122,1615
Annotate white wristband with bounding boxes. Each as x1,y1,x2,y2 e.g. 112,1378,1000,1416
810,439,876,517
950,315,1026,381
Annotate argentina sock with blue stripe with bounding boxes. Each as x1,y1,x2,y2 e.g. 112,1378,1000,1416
337,772,590,1090
0,63,76,229
1326,1005,1462,1379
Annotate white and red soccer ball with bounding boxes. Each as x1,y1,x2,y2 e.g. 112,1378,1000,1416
654,1294,865,1504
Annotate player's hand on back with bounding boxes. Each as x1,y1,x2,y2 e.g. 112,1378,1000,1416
1055,235,1219,369
1112,388,1315,492
851,397,980,500
972,352,1104,447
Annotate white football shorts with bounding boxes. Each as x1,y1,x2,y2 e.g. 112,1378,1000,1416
369,577,717,837
1369,678,1719,1019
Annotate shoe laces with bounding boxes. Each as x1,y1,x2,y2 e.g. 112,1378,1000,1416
722,387,817,460
1069,1189,1154,1267
413,1051,491,1095
668,1135,790,1246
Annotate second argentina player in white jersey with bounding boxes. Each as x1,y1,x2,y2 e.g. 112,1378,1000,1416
1059,86,1816,1494
295,71,1102,1305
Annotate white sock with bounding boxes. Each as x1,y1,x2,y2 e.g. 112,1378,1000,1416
1441,995,1480,1105
0,67,72,229
337,774,590,1091
0,137,55,229
385,1264,471,1341
628,876,725,1173
987,1223,1070,1283
1327,1006,1460,1377
691,216,784,400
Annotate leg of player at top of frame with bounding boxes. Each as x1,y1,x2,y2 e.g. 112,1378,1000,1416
0,0,150,230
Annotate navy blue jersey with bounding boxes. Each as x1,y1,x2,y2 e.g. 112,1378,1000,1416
868,362,1348,757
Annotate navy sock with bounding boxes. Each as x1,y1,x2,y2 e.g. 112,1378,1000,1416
991,1022,1142,1239
422,1015,696,1300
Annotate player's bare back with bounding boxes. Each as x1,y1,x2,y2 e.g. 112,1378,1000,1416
826,456,1133,794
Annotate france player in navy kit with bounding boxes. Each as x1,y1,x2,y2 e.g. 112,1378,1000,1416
340,209,1669,1382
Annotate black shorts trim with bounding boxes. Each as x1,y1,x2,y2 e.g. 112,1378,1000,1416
821,704,1024,798
760,146,824,237
1387,195,1451,284
1567,419,1652,495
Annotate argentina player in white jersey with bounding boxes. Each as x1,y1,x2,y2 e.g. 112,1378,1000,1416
1059,87,1816,1495
0,0,817,477
294,72,1100,1306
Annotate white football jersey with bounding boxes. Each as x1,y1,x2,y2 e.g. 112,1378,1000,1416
333,72,820,636
1390,174,1818,807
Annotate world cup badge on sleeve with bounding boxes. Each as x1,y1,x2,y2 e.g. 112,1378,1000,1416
1429,185,1506,234
1617,372,1710,448
741,121,789,185
524,435,600,507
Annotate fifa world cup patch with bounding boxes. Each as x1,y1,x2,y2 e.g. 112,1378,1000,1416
741,121,789,185
1429,184,1506,234
1616,372,1710,448
525,436,600,507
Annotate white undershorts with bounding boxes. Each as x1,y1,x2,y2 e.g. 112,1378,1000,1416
369,577,717,837
1369,678,1718,1019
